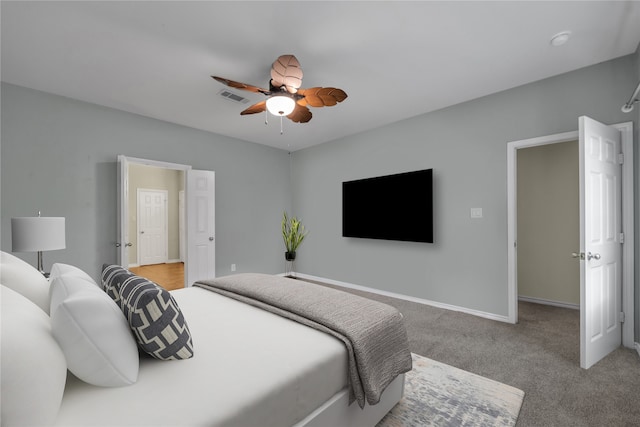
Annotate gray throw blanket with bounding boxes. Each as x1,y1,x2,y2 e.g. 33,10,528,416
195,273,412,408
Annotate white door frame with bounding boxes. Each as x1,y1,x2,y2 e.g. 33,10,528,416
136,188,169,266
179,190,185,262
506,122,634,349
117,155,191,285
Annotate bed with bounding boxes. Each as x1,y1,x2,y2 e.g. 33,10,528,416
0,251,411,427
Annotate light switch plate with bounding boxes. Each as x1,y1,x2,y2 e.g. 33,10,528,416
470,208,483,218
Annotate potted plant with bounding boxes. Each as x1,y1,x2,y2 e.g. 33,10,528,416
281,212,308,261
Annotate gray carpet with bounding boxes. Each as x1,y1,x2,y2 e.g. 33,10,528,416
314,281,640,426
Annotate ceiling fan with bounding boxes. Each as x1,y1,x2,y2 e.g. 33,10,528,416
212,55,347,127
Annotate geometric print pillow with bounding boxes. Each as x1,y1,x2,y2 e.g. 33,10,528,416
101,264,194,361
101,264,134,304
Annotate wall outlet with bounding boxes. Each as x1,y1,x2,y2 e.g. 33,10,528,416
470,208,483,219
231,264,236,272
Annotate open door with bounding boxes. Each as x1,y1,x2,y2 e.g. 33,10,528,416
185,170,216,287
578,116,623,369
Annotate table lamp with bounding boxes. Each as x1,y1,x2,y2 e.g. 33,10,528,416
11,213,66,277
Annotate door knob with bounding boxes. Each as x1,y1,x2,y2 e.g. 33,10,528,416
587,252,601,261
209,237,214,241
571,252,584,260
140,231,145,234
126,242,133,247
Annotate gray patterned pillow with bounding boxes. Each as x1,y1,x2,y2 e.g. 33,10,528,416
101,265,194,360
101,264,133,303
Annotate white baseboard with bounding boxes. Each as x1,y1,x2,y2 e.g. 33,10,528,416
294,272,512,324
128,263,140,268
518,295,579,310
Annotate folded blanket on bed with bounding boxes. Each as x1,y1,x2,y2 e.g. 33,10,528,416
195,273,412,408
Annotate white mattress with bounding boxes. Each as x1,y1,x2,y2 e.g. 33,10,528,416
54,287,349,427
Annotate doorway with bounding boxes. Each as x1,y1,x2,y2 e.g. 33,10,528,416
117,155,217,289
118,156,189,289
127,164,184,269
506,121,635,363
516,141,580,309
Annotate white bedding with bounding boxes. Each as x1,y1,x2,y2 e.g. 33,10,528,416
54,287,349,427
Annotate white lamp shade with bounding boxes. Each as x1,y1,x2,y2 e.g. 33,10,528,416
11,217,66,252
266,95,296,116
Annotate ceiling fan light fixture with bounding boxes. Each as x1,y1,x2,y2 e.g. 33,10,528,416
266,95,295,116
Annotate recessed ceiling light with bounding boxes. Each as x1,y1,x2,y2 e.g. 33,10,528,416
550,31,572,47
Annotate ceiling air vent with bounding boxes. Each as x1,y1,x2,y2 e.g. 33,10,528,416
218,89,250,104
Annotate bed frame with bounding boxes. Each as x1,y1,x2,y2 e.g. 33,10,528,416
295,374,404,427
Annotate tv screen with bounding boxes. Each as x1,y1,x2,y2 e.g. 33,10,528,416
342,169,433,243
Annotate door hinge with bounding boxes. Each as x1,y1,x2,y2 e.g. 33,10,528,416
619,312,625,323
618,153,624,164
620,232,625,244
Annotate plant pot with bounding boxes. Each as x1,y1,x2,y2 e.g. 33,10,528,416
285,251,296,261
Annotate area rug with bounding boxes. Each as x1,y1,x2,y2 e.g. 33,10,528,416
377,353,525,427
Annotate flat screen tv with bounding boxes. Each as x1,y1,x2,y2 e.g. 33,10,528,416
342,168,433,243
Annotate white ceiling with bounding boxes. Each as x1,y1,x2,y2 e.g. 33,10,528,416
2,1,639,151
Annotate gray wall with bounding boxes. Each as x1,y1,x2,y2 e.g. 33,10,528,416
292,54,638,319
1,83,291,281
517,141,579,306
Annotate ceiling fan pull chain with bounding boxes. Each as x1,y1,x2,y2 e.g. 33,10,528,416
265,109,268,125
280,115,284,135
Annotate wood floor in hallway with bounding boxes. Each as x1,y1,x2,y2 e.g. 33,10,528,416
129,262,184,291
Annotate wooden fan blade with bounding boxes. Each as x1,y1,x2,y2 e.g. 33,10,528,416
240,101,267,115
297,87,348,108
212,76,269,95
287,104,312,123
271,55,303,94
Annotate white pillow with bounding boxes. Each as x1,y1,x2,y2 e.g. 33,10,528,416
0,251,50,314
0,285,67,426
49,268,99,315
50,275,139,387
50,263,98,285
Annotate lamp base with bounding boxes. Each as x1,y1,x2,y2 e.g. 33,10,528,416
36,251,49,278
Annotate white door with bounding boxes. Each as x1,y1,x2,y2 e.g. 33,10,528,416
186,170,215,287
137,189,168,266
579,116,622,369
